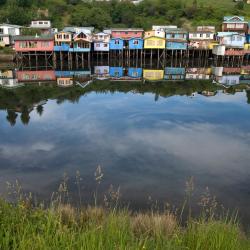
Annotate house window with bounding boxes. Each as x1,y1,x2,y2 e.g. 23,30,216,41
237,36,242,41
64,34,69,39
227,24,235,29
114,71,120,77
147,40,155,46
0,28,3,34
39,21,43,25
104,69,108,73
132,72,138,77
193,34,197,38
32,74,38,80
96,43,100,47
23,74,30,80
133,40,139,45
236,24,244,29
115,40,120,45
171,34,175,38
206,33,210,38
103,43,108,47
41,41,50,47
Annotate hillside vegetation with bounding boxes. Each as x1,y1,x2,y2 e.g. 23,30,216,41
0,0,249,31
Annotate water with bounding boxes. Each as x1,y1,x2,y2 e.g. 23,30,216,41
0,60,250,223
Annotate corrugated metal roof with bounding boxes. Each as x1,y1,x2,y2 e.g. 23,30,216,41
13,35,54,41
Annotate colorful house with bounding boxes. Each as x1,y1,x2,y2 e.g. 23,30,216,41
144,36,165,49
94,66,110,79
0,23,21,46
143,69,164,81
111,28,143,39
110,67,123,78
128,38,143,49
186,68,211,80
92,32,110,52
188,26,215,49
144,30,165,38
72,32,92,52
164,67,185,80
16,70,56,82
128,67,142,78
109,38,124,50
216,32,245,48
14,36,54,52
30,20,52,35
222,16,248,33
57,77,73,87
165,28,188,50
54,31,73,51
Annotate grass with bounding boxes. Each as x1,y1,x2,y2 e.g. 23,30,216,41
0,200,249,250
0,174,249,249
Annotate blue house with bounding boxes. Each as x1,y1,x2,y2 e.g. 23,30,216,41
165,29,188,50
246,34,250,44
109,38,124,50
164,67,185,80
128,67,142,78
110,67,123,78
128,38,143,50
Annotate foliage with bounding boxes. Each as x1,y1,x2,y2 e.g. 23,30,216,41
0,0,249,30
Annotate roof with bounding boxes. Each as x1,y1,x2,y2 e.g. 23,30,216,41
165,28,187,34
111,28,144,32
223,16,247,23
63,27,94,33
0,23,22,28
13,35,54,41
217,32,245,37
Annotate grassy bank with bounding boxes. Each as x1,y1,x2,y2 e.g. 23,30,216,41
0,199,249,250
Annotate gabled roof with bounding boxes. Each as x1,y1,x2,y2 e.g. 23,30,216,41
223,16,247,23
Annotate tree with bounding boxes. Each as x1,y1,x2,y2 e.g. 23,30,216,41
36,105,44,116
21,107,30,125
6,110,18,126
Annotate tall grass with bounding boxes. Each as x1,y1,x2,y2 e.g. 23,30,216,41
0,170,249,250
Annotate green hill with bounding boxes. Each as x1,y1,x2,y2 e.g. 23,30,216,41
0,0,249,30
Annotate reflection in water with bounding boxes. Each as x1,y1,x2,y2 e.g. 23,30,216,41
1,60,250,224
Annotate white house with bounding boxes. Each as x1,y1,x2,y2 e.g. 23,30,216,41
0,24,22,46
30,20,51,29
94,66,110,79
92,32,110,51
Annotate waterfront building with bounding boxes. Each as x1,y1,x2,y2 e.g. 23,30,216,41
165,28,188,50
110,67,123,78
54,31,73,52
188,26,216,49
111,28,143,39
57,77,74,87
109,38,124,50
144,36,166,49
164,67,185,80
14,35,54,52
222,16,248,33
144,30,165,38
0,24,22,46
16,70,56,83
128,67,142,79
93,32,110,52
128,38,143,50
72,31,92,52
143,69,164,81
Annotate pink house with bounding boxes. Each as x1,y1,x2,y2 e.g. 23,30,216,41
16,70,56,82
111,28,143,40
14,36,54,52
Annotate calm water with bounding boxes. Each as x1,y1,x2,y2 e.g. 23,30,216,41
1,61,250,222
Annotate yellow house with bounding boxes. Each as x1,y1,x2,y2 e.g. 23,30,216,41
244,44,250,50
57,77,73,87
55,31,72,43
144,36,166,49
208,41,219,49
143,69,164,81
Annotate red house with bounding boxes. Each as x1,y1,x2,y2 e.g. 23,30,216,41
16,70,56,82
111,28,143,40
14,35,54,52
